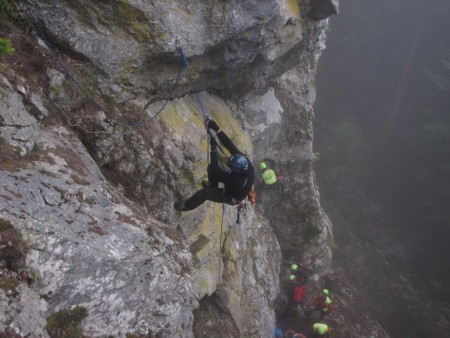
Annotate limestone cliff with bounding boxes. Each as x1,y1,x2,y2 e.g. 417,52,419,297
0,0,338,337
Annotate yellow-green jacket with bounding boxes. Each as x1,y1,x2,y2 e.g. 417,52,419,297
262,169,277,185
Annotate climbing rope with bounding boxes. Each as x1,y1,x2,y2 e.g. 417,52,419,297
186,62,209,120
217,202,225,337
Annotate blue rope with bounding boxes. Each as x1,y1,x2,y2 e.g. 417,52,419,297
22,0,86,94
176,46,210,121
186,66,209,120
21,0,185,127
176,46,217,157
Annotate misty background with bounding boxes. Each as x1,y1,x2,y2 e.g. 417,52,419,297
314,0,450,336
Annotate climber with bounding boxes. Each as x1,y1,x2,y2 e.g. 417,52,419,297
289,275,305,304
283,274,305,319
309,289,333,319
260,162,277,185
307,323,333,337
174,118,254,211
259,162,286,186
290,263,308,284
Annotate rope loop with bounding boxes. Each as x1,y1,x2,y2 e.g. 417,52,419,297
21,0,186,127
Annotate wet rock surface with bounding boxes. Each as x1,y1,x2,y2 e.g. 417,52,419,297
0,1,343,337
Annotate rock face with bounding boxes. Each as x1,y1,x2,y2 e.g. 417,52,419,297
1,0,337,337
0,91,195,336
241,20,333,273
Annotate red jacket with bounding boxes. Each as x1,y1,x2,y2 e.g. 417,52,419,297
293,285,305,303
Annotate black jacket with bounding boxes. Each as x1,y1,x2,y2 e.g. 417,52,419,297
211,130,254,201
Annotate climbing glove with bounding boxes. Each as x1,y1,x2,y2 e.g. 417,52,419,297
206,119,221,132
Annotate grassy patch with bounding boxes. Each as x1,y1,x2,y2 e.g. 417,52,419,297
50,83,63,95
0,0,16,26
101,93,117,110
46,306,88,338
0,275,19,300
0,38,14,57
0,218,13,231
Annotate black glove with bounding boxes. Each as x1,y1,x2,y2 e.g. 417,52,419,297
206,119,221,132
210,137,218,149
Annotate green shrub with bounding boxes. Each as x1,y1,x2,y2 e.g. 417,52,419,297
0,38,14,57
50,83,63,94
0,0,14,12
0,276,19,300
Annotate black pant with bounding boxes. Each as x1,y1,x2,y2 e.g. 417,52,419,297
183,162,236,211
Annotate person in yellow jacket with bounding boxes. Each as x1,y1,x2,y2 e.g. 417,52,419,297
259,162,279,185
307,323,334,337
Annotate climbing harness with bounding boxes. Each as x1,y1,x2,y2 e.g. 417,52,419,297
20,0,207,127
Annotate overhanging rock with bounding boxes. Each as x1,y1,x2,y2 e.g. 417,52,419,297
308,0,339,21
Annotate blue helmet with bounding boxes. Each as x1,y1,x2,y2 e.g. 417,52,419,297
227,154,248,174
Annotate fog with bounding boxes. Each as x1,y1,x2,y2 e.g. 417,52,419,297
314,0,450,336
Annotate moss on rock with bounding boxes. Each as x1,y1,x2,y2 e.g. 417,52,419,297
46,306,88,338
0,218,13,231
285,0,301,18
0,275,19,300
189,234,211,257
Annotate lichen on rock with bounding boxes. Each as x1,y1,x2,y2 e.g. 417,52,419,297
1,0,338,337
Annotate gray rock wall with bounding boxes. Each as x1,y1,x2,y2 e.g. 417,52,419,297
0,78,195,336
239,20,333,273
0,0,338,336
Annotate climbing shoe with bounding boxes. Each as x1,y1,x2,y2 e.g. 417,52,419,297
201,180,211,189
174,201,185,211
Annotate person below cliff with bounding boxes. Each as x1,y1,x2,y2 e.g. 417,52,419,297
283,274,306,319
307,323,333,337
309,289,333,319
174,118,255,211
290,263,309,285
259,161,286,186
